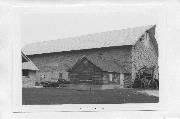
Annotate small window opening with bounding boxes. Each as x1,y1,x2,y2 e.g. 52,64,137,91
22,70,28,76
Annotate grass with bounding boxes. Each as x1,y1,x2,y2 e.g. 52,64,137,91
22,88,159,105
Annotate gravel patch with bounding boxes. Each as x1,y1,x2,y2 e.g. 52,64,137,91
134,90,159,97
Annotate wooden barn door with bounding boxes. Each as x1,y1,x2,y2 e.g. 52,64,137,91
70,58,103,84
78,72,91,83
78,59,93,84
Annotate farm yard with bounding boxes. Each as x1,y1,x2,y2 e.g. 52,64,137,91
22,88,159,105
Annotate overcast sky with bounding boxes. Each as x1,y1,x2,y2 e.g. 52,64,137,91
20,5,159,47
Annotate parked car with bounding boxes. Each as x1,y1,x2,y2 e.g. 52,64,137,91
40,81,49,86
57,79,70,84
40,81,59,87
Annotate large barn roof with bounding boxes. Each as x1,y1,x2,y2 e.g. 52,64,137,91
22,25,155,55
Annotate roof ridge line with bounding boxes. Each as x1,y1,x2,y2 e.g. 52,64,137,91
23,25,154,48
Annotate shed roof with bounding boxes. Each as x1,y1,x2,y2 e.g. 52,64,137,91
22,61,39,71
22,25,155,55
68,55,128,73
21,52,30,62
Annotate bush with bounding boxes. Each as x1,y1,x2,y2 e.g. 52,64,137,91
132,79,142,88
35,82,40,86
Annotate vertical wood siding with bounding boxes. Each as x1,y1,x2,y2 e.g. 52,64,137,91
69,59,103,84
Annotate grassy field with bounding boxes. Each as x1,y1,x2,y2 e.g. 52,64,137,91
22,88,159,105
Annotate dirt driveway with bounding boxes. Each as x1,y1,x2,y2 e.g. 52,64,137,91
132,89,159,97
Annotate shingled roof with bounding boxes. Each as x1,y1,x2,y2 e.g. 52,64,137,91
68,55,128,73
22,61,39,71
22,25,155,55
22,51,39,71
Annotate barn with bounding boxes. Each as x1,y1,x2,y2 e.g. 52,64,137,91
22,25,158,88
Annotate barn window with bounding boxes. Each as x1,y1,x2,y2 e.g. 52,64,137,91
108,73,120,84
41,74,45,79
22,70,28,76
109,73,113,82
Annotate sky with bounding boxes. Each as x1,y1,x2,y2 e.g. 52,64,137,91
20,4,159,47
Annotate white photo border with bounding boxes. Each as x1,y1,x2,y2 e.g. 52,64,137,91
11,2,167,113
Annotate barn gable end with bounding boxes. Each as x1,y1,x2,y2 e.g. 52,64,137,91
131,26,158,83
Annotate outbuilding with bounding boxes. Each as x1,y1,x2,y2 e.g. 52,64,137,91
22,52,39,87
68,55,128,87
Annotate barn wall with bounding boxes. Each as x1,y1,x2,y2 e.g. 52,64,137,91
28,46,132,83
102,72,109,84
22,70,37,88
132,31,159,83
